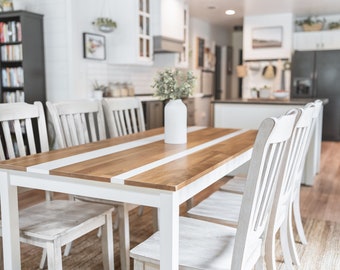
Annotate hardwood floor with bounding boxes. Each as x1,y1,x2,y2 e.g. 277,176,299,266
2,141,340,269
299,141,340,223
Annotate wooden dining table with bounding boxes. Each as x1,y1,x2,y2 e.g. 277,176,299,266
0,126,257,270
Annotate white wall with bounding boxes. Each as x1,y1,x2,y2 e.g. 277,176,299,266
189,17,230,125
13,0,230,103
242,13,294,98
243,13,294,61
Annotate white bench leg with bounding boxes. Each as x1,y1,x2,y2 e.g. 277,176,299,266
46,241,62,270
102,213,114,270
118,204,130,270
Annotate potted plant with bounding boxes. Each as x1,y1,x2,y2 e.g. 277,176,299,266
152,69,196,144
92,17,117,33
152,69,195,101
328,21,340,30
0,0,13,11
295,16,325,32
92,80,107,100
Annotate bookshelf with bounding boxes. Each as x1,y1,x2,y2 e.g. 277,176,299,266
0,10,45,104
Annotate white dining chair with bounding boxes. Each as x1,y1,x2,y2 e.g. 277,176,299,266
0,102,115,270
130,111,297,270
46,99,137,270
187,106,316,269
285,100,323,265
219,101,322,196
218,100,322,265
102,97,149,219
265,105,315,269
102,97,146,137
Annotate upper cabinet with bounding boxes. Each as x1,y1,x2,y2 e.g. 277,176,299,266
294,30,340,51
152,0,184,53
108,0,153,65
176,4,189,67
152,0,184,41
108,0,186,65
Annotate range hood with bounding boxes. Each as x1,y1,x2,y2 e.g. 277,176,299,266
153,36,183,53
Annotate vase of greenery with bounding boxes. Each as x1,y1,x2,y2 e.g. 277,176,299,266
152,69,196,144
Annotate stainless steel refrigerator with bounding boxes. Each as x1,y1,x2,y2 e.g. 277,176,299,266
291,50,340,141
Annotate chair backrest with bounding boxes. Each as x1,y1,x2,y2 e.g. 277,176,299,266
231,110,298,269
0,102,49,159
46,100,106,148
102,97,145,137
289,100,322,196
269,106,315,233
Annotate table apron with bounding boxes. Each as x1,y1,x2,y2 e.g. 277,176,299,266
7,170,168,208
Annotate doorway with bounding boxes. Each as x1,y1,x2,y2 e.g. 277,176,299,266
214,45,222,99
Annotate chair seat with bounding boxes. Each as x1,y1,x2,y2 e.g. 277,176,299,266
187,191,242,227
219,176,246,194
74,195,138,211
130,216,239,270
18,200,114,241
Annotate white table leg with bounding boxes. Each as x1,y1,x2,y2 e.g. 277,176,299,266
0,171,21,269
159,192,179,270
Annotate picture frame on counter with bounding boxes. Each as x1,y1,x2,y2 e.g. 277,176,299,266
83,32,106,60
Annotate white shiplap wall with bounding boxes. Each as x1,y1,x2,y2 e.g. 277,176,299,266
13,0,230,102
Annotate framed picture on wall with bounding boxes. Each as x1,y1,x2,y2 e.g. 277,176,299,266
252,26,283,49
83,32,106,60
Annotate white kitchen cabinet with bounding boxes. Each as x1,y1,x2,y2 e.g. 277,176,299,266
294,30,340,50
152,0,184,42
108,0,153,65
176,3,189,68
151,0,184,53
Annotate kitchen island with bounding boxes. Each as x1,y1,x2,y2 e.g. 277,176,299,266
212,98,328,185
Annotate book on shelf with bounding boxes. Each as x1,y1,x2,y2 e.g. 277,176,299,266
1,67,24,87
2,90,25,103
1,44,23,61
0,21,22,43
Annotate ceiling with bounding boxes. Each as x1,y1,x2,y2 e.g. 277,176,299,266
187,0,340,29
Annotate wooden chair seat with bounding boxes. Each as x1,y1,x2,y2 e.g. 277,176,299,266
187,191,241,227
18,200,114,241
219,175,246,194
131,216,237,269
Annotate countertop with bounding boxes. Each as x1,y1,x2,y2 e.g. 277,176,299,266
212,98,329,105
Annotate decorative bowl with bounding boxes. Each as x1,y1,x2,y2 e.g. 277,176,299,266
273,91,289,99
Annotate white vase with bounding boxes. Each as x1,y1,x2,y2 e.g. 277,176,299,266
164,99,187,144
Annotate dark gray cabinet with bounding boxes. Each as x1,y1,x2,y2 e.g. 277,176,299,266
143,100,164,130
0,10,45,104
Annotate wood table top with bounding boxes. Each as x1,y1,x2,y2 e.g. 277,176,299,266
0,127,257,191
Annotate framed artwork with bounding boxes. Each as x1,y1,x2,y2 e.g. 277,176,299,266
83,33,106,60
252,26,283,49
196,37,205,68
